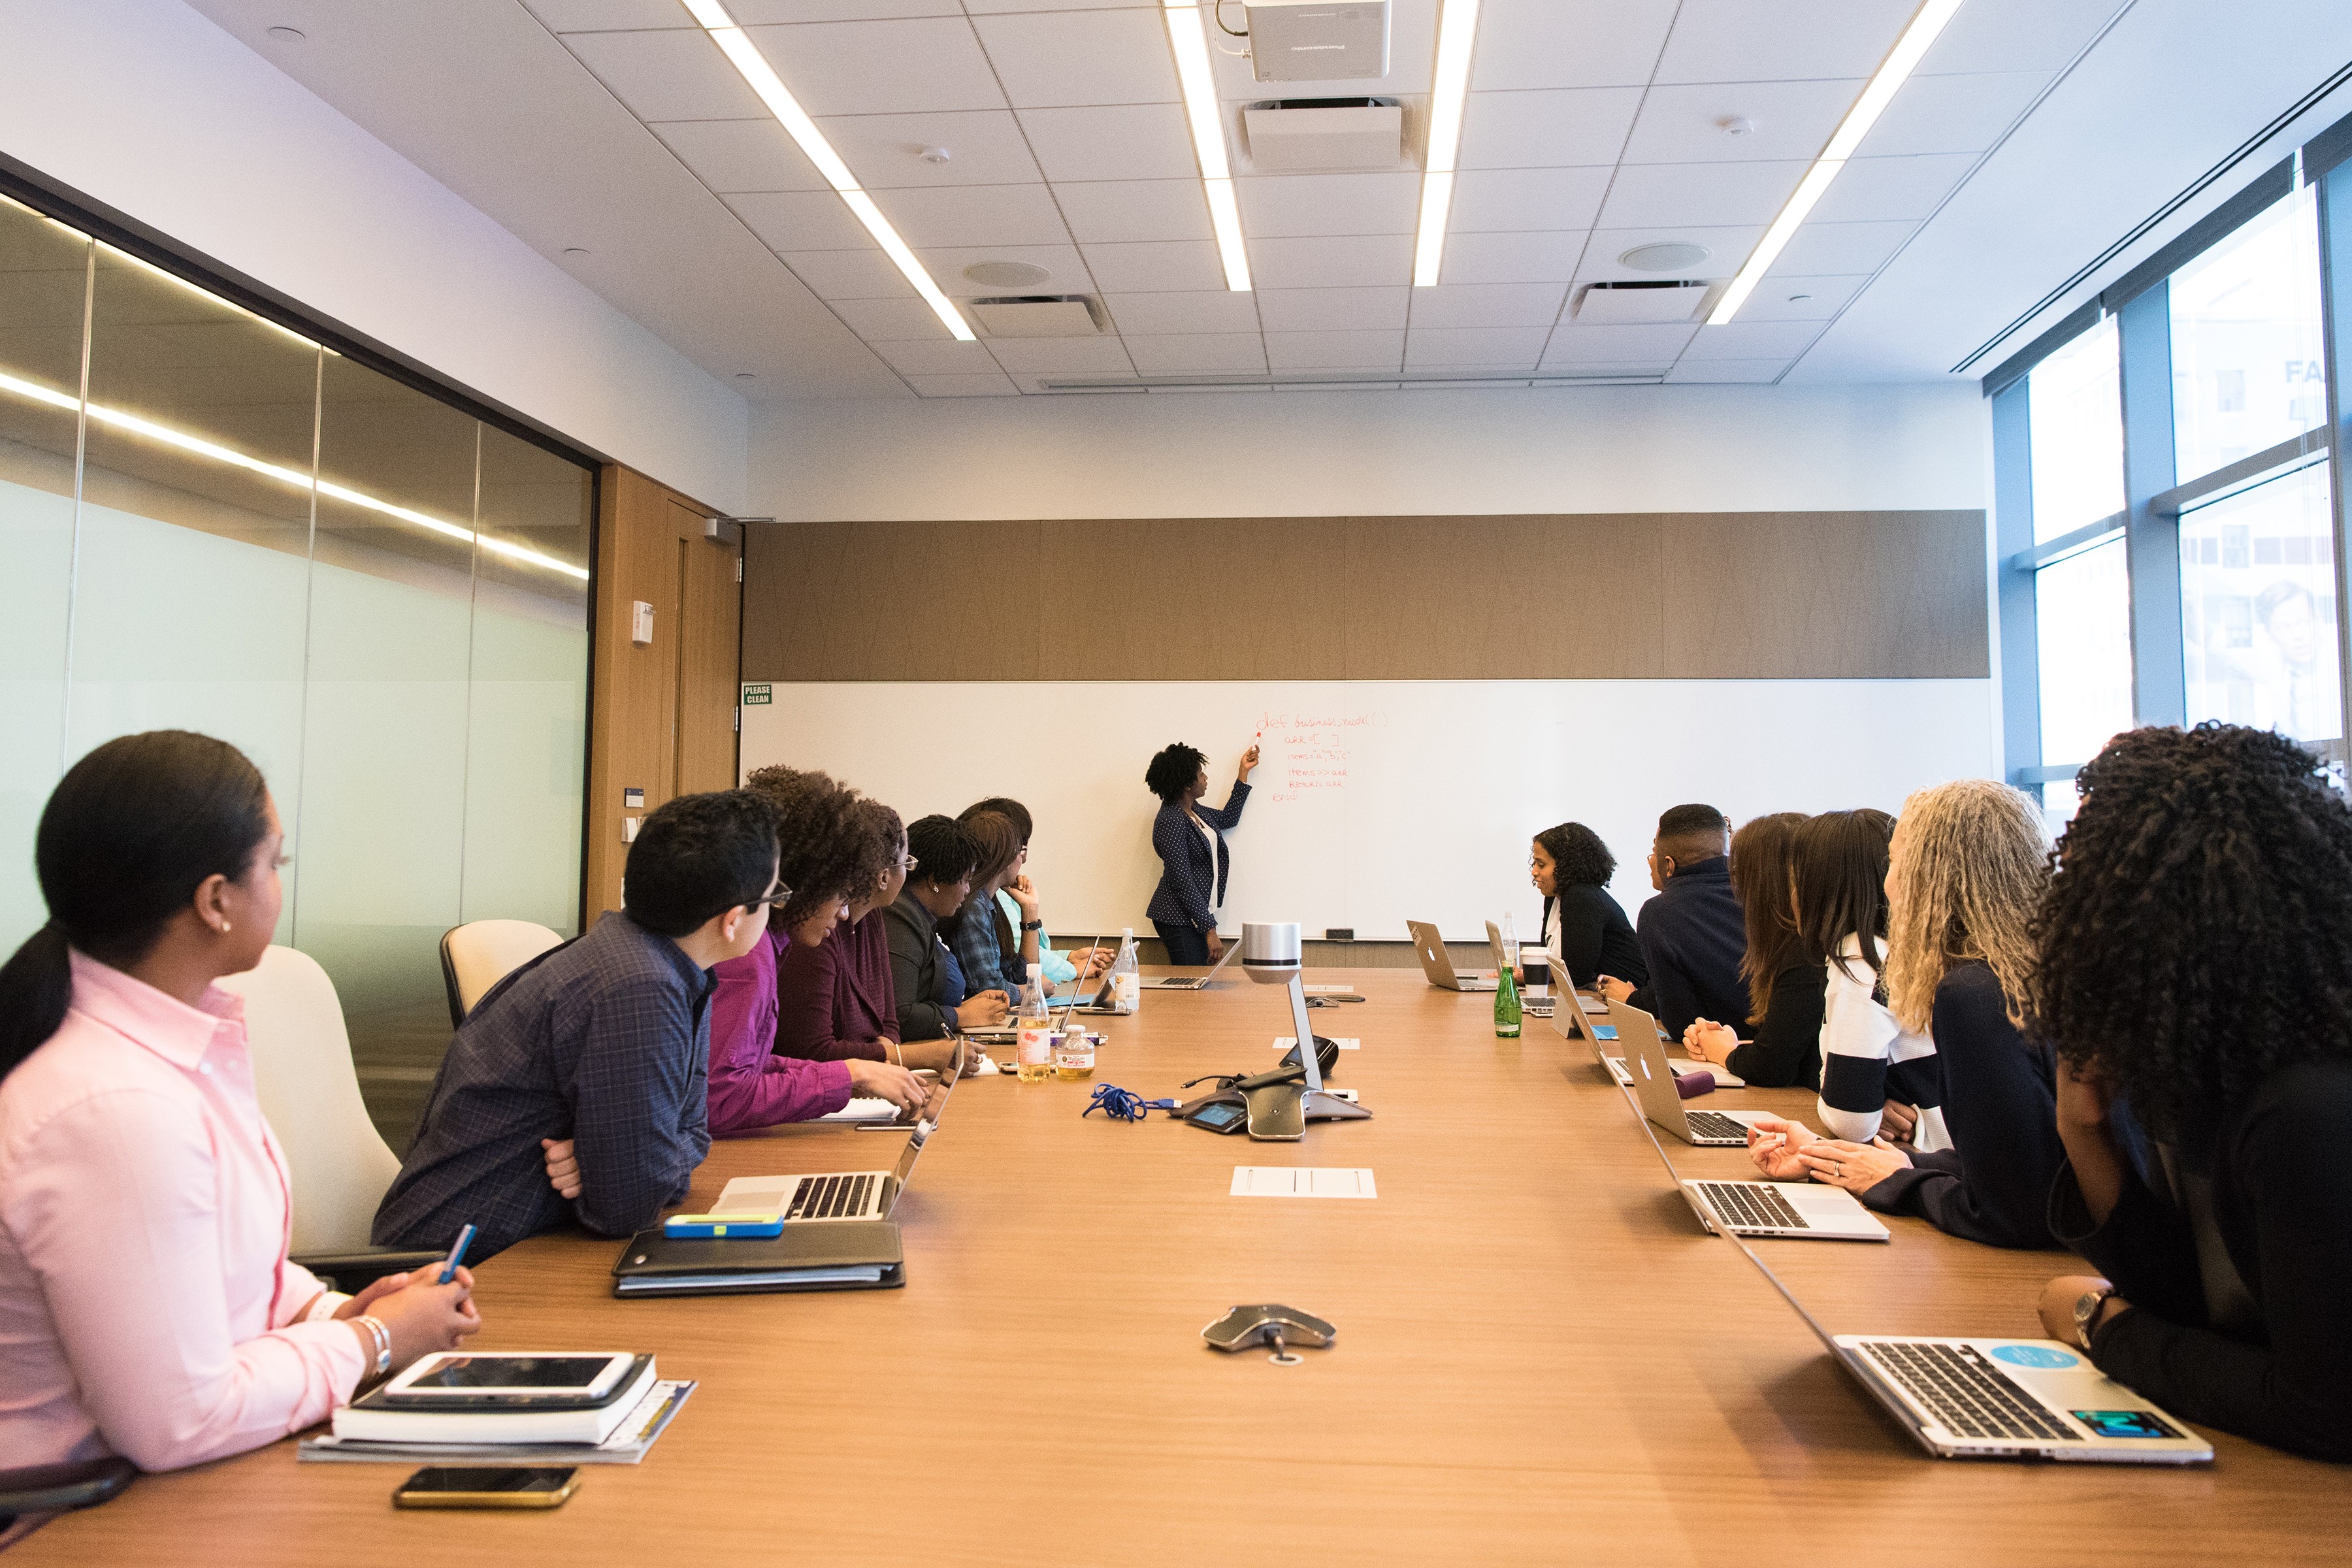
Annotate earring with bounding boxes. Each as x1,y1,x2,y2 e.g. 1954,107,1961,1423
219,921,232,934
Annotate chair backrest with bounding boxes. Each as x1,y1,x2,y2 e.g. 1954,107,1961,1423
216,945,400,1255
439,919,564,1026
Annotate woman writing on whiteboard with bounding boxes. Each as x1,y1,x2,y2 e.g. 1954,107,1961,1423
1143,740,1259,966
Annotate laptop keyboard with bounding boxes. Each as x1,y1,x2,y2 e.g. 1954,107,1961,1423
1857,1341,2076,1443
788,1173,879,1220
1695,1181,1810,1232
1684,1110,1751,1142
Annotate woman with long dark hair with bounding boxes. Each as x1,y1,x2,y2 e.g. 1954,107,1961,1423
2031,725,2352,1461
0,732,480,1473
1681,811,1812,1083
1527,821,1642,989
1143,739,1258,966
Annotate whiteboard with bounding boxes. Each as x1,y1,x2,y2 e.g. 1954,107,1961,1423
741,680,1998,941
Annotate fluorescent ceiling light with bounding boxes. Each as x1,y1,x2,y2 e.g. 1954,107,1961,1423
1413,0,1481,287
0,368,589,581
1162,3,1250,291
1706,0,1965,325
681,0,974,339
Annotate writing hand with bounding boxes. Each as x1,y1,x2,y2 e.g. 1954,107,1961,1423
1239,743,1260,777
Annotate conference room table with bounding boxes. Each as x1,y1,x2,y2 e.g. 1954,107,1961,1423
24,970,2350,1565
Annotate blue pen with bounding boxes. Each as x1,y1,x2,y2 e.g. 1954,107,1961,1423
436,1222,476,1285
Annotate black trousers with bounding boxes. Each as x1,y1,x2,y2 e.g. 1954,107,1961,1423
1154,920,1211,966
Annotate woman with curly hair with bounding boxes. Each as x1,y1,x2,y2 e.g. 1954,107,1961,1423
1750,781,2061,1247
2031,725,2352,1461
1143,739,1258,966
1528,821,1643,990
1681,811,1813,1085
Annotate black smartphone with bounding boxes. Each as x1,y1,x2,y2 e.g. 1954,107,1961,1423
392,1467,580,1510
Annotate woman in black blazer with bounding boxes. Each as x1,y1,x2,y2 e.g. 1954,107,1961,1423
1143,740,1258,965
2031,724,2352,1462
1528,821,1644,990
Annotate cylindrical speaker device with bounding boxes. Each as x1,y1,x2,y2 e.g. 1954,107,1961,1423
1241,921,1303,985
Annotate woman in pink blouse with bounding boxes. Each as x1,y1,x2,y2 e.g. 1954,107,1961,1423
0,732,481,1475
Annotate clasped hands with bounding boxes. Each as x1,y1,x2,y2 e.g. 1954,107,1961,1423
1744,1111,1916,1194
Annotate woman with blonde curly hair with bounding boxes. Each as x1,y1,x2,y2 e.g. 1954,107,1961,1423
1748,778,2065,1248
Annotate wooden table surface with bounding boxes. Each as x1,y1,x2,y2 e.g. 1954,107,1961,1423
26,970,2351,1565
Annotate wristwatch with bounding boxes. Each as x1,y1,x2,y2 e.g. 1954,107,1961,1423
1020,919,1043,932
2071,1286,2119,1352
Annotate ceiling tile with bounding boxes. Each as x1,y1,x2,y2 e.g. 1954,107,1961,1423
1654,0,1918,84
1248,235,1415,289
1535,361,1674,379
906,372,1021,397
1407,282,1565,330
779,248,917,297
1731,273,1867,320
871,184,1072,248
1596,161,1808,230
1080,240,1228,291
1437,230,1588,285
1210,3,1436,99
727,189,874,249
1102,289,1261,335
1236,174,1420,238
1621,79,1863,165
1124,334,1269,374
1405,327,1548,367
651,118,828,192
1054,181,1213,244
986,336,1137,373
1458,88,1643,169
1471,0,1679,90
873,338,1002,374
1447,167,1612,233
1854,72,2051,157
1916,0,2129,75
744,18,1006,116
819,110,1043,187
1681,319,1826,360
971,9,1177,108
564,29,766,121
1265,330,1406,370
1255,286,1410,333
1018,105,1200,182
525,1,690,31
1541,322,1699,363
1665,359,1788,383
1577,224,1761,281
730,1,966,20
828,296,960,338
1810,154,1980,223
960,0,1160,10
917,243,1095,295
1772,220,1916,274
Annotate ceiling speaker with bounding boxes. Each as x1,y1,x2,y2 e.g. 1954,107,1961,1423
964,261,1051,288
1617,242,1713,272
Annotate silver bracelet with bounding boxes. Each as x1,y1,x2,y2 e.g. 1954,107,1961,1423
355,1315,393,1378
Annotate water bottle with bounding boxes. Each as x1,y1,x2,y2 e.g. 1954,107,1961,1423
1015,981,1053,1082
1108,927,1141,1015
1499,911,1520,977
1494,962,1523,1039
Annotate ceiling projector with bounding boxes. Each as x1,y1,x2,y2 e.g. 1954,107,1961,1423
1242,1,1390,82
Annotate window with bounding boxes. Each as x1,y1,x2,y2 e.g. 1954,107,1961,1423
2170,186,2326,483
2181,464,2340,743
2027,314,2124,541
2035,538,2135,766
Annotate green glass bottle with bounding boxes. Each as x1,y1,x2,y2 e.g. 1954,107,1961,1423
1494,964,1522,1038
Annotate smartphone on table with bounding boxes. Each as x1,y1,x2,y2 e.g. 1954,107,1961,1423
392,1467,580,1509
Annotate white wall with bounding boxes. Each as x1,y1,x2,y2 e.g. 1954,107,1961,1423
0,0,747,512
749,382,1988,521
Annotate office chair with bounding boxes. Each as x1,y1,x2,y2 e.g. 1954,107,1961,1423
438,919,564,1026
217,947,440,1292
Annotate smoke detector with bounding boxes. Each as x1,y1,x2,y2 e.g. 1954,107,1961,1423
1618,242,1714,273
1241,1,1391,83
964,260,1052,289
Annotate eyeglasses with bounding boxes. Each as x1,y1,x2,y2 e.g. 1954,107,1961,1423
750,880,792,909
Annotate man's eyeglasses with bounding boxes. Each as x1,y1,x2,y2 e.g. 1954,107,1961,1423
750,881,792,909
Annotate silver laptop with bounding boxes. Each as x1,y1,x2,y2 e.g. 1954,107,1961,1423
1611,998,1759,1145
1616,1036,1889,1242
1141,938,1240,990
711,1051,960,1224
1716,1198,2210,1460
1407,920,1496,990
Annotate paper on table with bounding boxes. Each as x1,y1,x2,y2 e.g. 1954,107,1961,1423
817,1098,901,1122
1272,1036,1360,1049
1231,1167,1377,1199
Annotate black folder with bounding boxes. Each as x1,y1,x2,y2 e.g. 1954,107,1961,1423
610,1220,904,1297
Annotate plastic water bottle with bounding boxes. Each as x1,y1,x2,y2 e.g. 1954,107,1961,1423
1108,928,1141,1015
1015,981,1053,1082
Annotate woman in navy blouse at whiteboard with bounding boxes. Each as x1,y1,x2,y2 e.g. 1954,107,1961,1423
1143,740,1259,965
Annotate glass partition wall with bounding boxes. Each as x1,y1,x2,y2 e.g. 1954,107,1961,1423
0,192,592,1150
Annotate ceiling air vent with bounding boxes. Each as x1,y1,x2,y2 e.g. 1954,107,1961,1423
966,296,1103,338
1574,281,1718,326
1241,97,1404,172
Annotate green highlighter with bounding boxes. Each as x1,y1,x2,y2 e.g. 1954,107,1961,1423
662,1213,785,1239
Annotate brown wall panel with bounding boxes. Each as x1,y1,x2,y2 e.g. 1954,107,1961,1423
1036,517,1347,680
1661,510,1987,679
740,510,1987,684
745,519,1039,681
